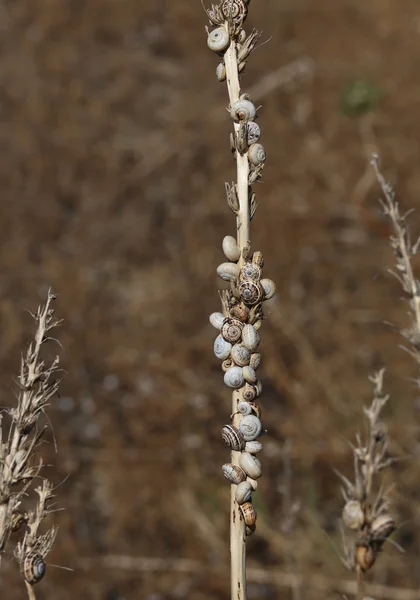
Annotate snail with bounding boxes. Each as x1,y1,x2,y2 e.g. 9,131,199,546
241,262,262,282
248,401,262,419
242,365,257,384
238,280,264,306
246,522,256,536
247,121,261,145
224,366,245,389
252,251,264,267
221,357,234,372
207,27,230,53
342,500,365,531
217,262,240,282
260,278,276,300
216,63,226,82
245,440,263,454
214,334,232,360
209,312,225,330
248,143,266,166
21,553,46,585
242,324,260,351
235,481,252,504
241,383,257,402
237,401,252,416
239,501,257,527
221,318,244,343
222,235,241,262
239,414,262,441
222,463,247,484
231,344,250,367
370,514,395,542
229,303,249,322
249,353,261,370
221,0,248,23
255,380,263,397
239,452,262,479
247,476,259,491
222,425,245,451
355,544,376,572
230,99,256,123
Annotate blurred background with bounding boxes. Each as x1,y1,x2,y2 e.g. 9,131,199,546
0,0,420,598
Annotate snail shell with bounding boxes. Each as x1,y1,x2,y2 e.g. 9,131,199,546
245,440,263,454
221,318,244,343
255,380,263,397
221,0,248,23
217,262,240,282
342,500,365,531
224,366,245,389
241,383,257,402
249,401,262,419
247,476,259,491
252,251,264,267
222,463,247,484
21,553,46,585
214,334,232,360
209,311,225,329
248,143,266,166
239,452,262,479
221,357,234,372
247,121,261,145
249,353,261,370
216,63,226,82
235,481,253,504
239,280,264,305
222,235,241,262
230,99,256,123
260,278,276,300
239,501,257,527
221,425,245,451
241,262,262,282
355,544,376,572
242,324,260,351
231,344,250,367
239,414,262,441
370,514,395,542
246,522,256,536
242,365,257,384
229,303,249,322
207,27,230,53
237,401,252,416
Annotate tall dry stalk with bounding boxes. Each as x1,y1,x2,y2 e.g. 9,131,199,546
205,2,276,599
0,291,62,599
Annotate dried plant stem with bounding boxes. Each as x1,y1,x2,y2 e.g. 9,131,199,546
356,565,365,600
25,581,37,600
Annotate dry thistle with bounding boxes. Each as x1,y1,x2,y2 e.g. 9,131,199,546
0,291,62,599
205,2,275,598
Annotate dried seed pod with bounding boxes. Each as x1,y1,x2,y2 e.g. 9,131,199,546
248,143,266,166
342,500,365,531
241,262,262,282
207,27,230,53
217,262,240,282
243,365,257,384
239,452,262,479
230,99,256,123
235,481,253,504
245,440,263,454
237,401,252,415
224,366,245,389
222,463,247,484
239,280,264,306
222,425,245,451
370,514,395,542
241,383,257,402
209,311,225,329
249,353,261,370
260,278,276,300
355,544,376,572
231,344,250,367
221,0,248,23
21,553,46,585
229,303,249,322
214,334,232,360
221,357,234,372
216,63,226,82
222,235,241,262
242,324,260,351
239,501,257,527
247,121,261,145
239,414,262,441
221,318,244,343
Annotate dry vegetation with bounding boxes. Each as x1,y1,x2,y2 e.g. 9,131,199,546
1,0,420,598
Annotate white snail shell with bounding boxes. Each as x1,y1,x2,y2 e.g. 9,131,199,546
237,401,252,416
217,262,240,282
242,324,260,351
342,500,365,531
241,262,261,282
239,452,262,479
238,280,264,305
214,334,232,360
242,365,257,384
231,344,250,367
21,553,46,584
260,278,276,300
248,143,266,166
222,463,247,484
222,235,241,262
221,425,245,451
221,0,248,23
245,440,263,454
216,62,227,82
241,383,257,402
239,414,262,441
235,481,253,504
207,27,230,53
209,311,225,329
247,121,261,145
370,514,395,541
249,353,261,370
239,501,257,527
224,366,245,389
221,318,244,343
230,99,256,123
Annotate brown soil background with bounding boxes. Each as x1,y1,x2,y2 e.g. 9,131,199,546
1,0,420,598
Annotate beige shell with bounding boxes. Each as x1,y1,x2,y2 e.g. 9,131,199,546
237,401,252,416
252,251,264,267
242,365,257,384
224,366,245,389
217,262,240,282
241,262,262,282
221,0,248,23
342,500,364,531
248,143,266,166
222,463,247,484
21,553,46,585
229,303,249,322
222,235,241,262
235,481,253,504
249,353,261,370
242,324,260,351
239,280,264,305
247,121,261,145
230,99,256,123
249,401,262,419
221,318,244,343
245,440,263,454
355,544,376,572
239,415,262,441
207,27,230,53
231,344,250,367
239,501,257,527
241,383,257,402
209,311,225,329
255,380,263,397
246,522,256,536
214,334,232,360
260,278,276,300
247,476,259,491
239,452,262,479
216,63,226,82
221,357,234,372
221,425,245,451
370,514,395,541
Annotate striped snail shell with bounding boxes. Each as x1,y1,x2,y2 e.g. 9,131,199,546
237,401,252,416
217,262,240,282
21,553,46,584
249,353,261,370
221,0,248,23
222,235,241,262
221,318,244,343
207,27,230,53
241,262,262,282
229,303,249,322
370,514,395,542
260,278,276,300
209,311,225,329
247,121,261,145
222,463,247,484
242,324,260,351
235,481,252,504
221,425,245,451
221,357,234,372
216,63,227,82
242,365,257,384
245,440,263,454
239,414,262,441
224,366,245,389
230,99,256,123
252,251,264,267
355,544,376,572
342,500,364,531
214,334,232,360
239,452,262,479
246,522,256,536
231,344,250,367
239,280,264,306
239,501,257,527
248,143,266,166
241,383,257,402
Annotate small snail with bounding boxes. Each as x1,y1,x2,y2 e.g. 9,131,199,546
230,99,256,123
239,414,262,441
222,235,241,262
224,366,245,389
207,27,230,53
238,280,264,306
245,440,263,454
214,334,232,360
222,463,247,484
248,401,262,419
217,262,240,282
249,353,261,370
209,312,225,329
242,365,257,384
221,0,248,23
221,357,234,372
229,303,249,322
239,501,257,527
342,500,365,531
252,251,264,267
255,380,263,397
221,318,244,343
216,63,227,82
370,514,395,542
231,344,250,367
222,425,245,451
247,121,261,145
237,401,252,416
355,544,376,572
235,481,252,504
241,383,257,402
241,262,262,282
242,324,260,351
239,452,262,479
248,143,266,166
260,278,276,300
21,553,46,585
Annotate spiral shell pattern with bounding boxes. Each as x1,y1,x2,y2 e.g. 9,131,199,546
237,401,252,416
224,366,245,389
239,501,257,527
21,553,46,585
241,262,262,282
370,514,395,542
221,318,244,343
222,463,247,484
235,481,253,504
241,383,257,401
247,121,261,145
222,425,245,451
230,99,256,123
239,281,264,305
207,27,230,53
221,0,248,23
239,415,262,441
214,334,232,360
248,143,266,166
231,343,250,367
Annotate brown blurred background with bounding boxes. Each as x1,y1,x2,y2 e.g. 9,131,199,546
1,0,420,598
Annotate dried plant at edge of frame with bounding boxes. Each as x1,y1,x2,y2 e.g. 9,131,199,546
0,291,62,599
